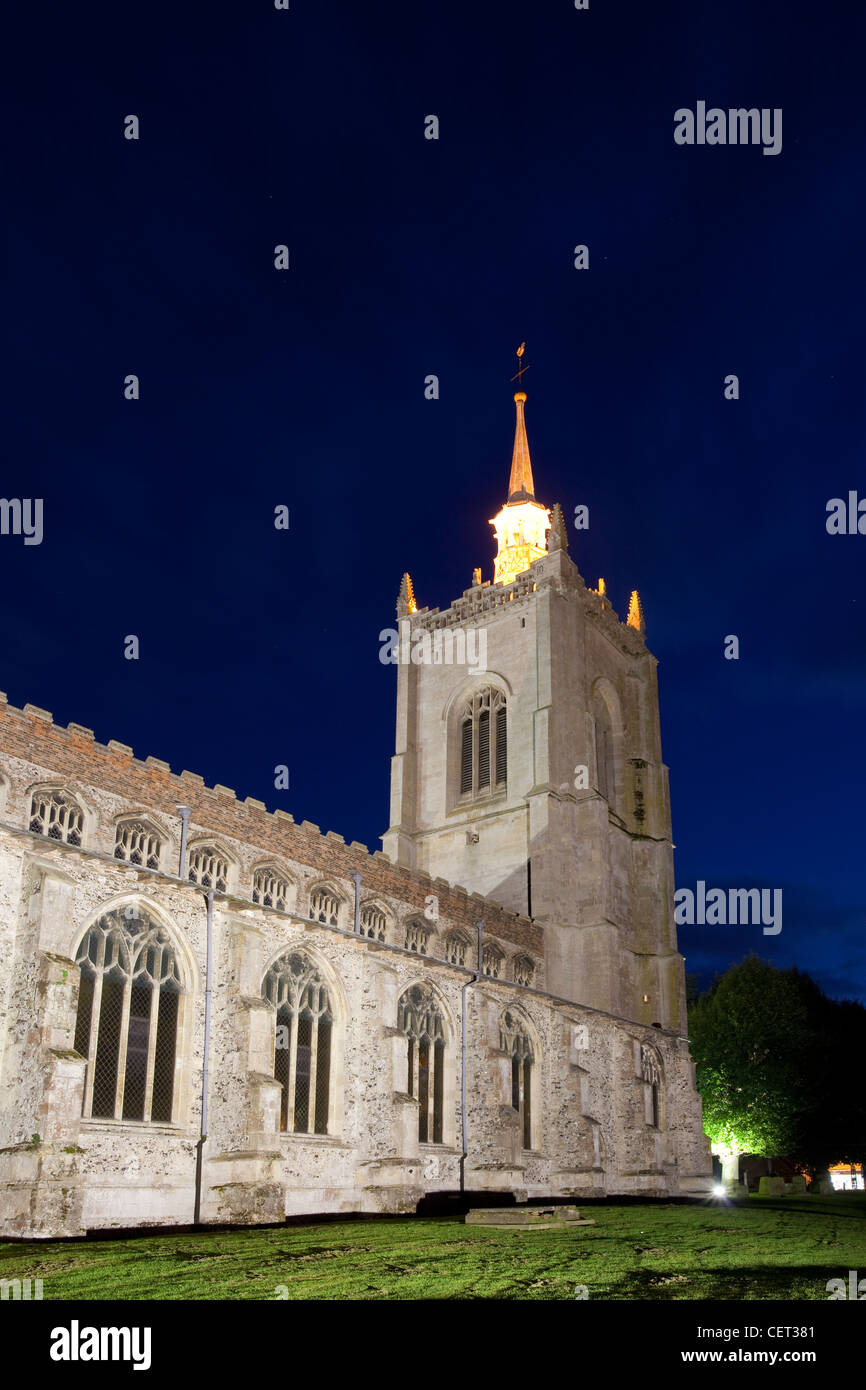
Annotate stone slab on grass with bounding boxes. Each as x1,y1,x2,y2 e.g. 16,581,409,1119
465,1204,596,1229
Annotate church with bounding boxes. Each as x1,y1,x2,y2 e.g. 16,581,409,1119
0,387,711,1237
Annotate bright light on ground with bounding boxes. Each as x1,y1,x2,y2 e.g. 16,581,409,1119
712,1184,727,1197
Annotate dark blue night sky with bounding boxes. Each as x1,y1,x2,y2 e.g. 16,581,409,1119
6,2,865,1002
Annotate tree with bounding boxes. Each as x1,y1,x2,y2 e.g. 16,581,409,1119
688,955,813,1182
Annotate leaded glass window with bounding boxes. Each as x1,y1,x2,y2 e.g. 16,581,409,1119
641,1044,661,1129
360,903,387,941
513,955,535,987
482,943,504,979
252,867,290,911
309,885,341,925
188,845,229,893
263,952,333,1135
398,984,445,1144
74,905,183,1123
404,918,432,955
114,819,162,870
30,789,84,846
500,1010,534,1150
445,932,469,966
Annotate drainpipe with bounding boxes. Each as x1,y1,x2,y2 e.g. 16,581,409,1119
193,888,214,1226
350,870,361,934
177,804,191,880
459,919,483,1194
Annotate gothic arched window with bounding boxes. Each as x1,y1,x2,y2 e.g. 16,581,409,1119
309,884,342,926
444,931,470,966
459,688,507,798
482,943,505,979
187,844,229,893
398,984,445,1144
74,904,183,1123
359,903,388,941
114,818,163,870
404,918,432,955
591,684,622,809
513,954,535,987
263,952,333,1135
252,867,291,912
641,1044,661,1129
500,1011,534,1150
30,788,84,846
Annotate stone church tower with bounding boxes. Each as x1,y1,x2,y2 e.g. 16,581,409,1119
384,388,687,1034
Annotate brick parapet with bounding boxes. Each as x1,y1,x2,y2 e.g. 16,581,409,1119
0,696,541,955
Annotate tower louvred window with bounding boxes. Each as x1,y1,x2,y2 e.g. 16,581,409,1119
460,719,473,795
459,688,506,801
478,710,490,788
495,705,507,785
594,711,614,805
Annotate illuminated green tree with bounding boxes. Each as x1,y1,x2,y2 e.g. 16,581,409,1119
688,955,812,1181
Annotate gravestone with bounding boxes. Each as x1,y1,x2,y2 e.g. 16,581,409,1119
757,1176,785,1197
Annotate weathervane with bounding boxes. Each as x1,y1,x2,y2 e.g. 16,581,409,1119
510,341,530,388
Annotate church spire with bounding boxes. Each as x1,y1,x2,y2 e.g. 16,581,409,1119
490,366,551,586
507,392,535,503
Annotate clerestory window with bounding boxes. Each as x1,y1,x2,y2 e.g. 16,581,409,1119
252,867,291,912
359,903,387,941
482,943,505,979
30,788,84,846
188,845,229,893
309,885,341,926
114,819,162,870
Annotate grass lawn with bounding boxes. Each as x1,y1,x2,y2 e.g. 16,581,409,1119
1,1195,863,1300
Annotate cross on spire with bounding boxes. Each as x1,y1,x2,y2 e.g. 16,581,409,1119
510,342,529,388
